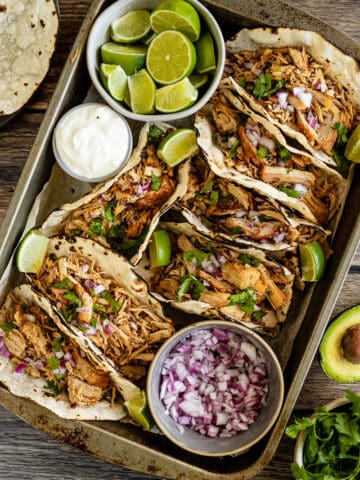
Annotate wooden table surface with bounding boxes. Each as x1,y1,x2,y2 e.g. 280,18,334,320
0,0,359,478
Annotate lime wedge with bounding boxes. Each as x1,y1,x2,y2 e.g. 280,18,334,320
189,72,209,88
146,30,196,85
101,43,147,75
195,31,216,74
128,68,156,114
157,128,199,166
155,77,198,113
149,230,172,266
16,229,49,273
299,242,326,282
150,0,201,42
99,63,128,101
345,124,360,163
110,10,151,43
124,390,154,430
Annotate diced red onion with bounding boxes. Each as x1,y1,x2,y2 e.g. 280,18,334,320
216,253,227,264
245,120,261,147
287,105,295,113
276,90,288,109
244,62,254,70
273,231,286,244
0,328,4,337
102,318,109,327
258,135,276,151
84,279,96,290
55,350,64,359
104,324,114,335
34,360,44,368
15,363,26,374
235,210,246,218
76,306,91,313
292,87,312,108
135,183,151,195
83,324,97,336
307,111,318,130
294,183,307,196
63,351,73,362
0,346,10,357
159,328,268,439
93,284,106,295
223,65,233,74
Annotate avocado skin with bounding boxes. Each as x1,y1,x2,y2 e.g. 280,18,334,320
319,305,360,383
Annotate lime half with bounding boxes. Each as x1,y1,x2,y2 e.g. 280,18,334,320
157,128,199,166
150,0,201,42
110,10,151,44
99,63,128,101
101,43,147,75
195,31,216,74
128,69,156,114
146,30,196,85
345,124,360,163
124,390,154,430
149,230,172,266
16,229,49,273
155,77,198,113
299,242,326,282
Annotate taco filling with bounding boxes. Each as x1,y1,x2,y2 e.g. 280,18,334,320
179,155,329,248
198,90,343,224
0,287,117,409
143,225,293,331
224,45,357,158
30,246,174,381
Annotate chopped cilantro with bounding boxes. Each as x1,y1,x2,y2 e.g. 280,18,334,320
52,278,72,290
203,180,214,193
61,307,74,323
183,250,210,266
212,133,219,145
93,303,106,313
63,291,82,307
333,122,348,145
103,202,116,222
194,239,215,254
101,290,122,314
209,190,219,205
229,227,243,235
177,275,206,302
286,167,294,174
257,145,269,159
70,228,82,236
89,218,105,237
195,192,205,200
90,318,98,328
278,185,302,198
332,122,349,172
228,139,241,158
253,310,265,321
108,224,125,239
239,253,261,267
151,172,162,191
239,79,247,88
43,380,62,397
278,146,292,161
228,287,257,315
47,357,60,371
108,227,148,259
56,373,67,380
149,125,164,144
53,337,63,353
253,73,285,99
1,322,17,333
201,216,213,229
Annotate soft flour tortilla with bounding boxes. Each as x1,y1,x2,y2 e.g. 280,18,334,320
0,0,59,115
0,284,127,420
41,122,190,266
224,28,360,166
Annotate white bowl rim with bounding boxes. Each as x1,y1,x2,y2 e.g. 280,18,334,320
86,0,226,122
52,102,133,182
147,319,285,457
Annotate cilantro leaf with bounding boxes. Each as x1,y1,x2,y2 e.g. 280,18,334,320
228,287,257,315
47,357,60,371
177,275,206,302
228,138,241,158
209,190,219,205
89,218,105,237
229,227,243,235
151,172,162,191
149,125,164,144
101,290,122,314
332,122,348,146
239,253,261,267
278,146,292,161
253,73,285,99
257,145,269,158
1,322,17,333
103,202,116,222
183,250,210,266
52,278,72,289
203,180,214,193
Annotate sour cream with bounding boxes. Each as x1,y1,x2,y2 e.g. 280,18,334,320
53,103,132,181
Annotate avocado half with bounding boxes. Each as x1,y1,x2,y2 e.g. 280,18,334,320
320,305,360,383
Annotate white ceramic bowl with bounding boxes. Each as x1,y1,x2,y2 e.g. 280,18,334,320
52,103,133,182
86,0,226,122
147,320,284,457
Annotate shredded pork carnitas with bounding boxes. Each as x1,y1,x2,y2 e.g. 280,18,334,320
62,130,176,259
224,46,357,155
31,252,174,381
207,91,341,223
148,229,293,331
179,155,328,247
0,294,115,407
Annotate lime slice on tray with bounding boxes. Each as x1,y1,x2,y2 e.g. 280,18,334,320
110,10,151,44
99,63,128,101
124,390,154,431
345,124,360,163
16,229,49,273
189,72,209,88
195,31,216,74
146,30,196,85
155,77,198,113
150,0,201,42
299,242,326,282
149,230,172,266
101,43,147,75
157,128,199,166
128,68,156,114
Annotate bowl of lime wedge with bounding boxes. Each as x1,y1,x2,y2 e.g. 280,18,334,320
86,0,225,122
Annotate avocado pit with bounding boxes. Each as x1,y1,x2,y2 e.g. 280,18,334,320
341,324,360,364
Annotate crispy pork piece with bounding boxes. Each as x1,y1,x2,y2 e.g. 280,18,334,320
67,375,103,407
221,261,261,290
22,322,48,357
4,329,27,358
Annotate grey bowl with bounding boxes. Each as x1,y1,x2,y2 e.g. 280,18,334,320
86,0,225,122
147,320,284,457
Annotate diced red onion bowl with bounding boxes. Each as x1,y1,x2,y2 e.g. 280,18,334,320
147,320,284,457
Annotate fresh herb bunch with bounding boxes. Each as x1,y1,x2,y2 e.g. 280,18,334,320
285,389,360,479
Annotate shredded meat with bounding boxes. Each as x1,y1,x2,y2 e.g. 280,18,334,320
67,375,103,407
4,329,26,358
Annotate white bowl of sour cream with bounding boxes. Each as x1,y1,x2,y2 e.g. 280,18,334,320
52,103,133,182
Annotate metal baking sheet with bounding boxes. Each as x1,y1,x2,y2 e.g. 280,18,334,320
0,0,359,478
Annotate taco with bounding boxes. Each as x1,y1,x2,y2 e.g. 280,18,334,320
0,284,126,420
0,0,59,116
41,122,190,265
195,89,345,225
178,154,330,251
136,222,294,334
28,236,175,388
223,28,360,166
